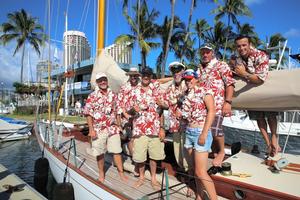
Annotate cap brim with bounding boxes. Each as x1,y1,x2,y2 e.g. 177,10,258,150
183,75,194,79
200,46,213,51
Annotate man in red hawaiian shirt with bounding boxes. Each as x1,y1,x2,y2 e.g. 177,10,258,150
198,43,235,167
116,67,140,176
131,67,165,189
84,72,128,183
232,35,280,157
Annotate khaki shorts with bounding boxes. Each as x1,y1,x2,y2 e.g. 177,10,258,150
133,135,165,163
92,129,122,155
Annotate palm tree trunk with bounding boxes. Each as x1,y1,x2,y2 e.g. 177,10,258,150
161,0,176,78
180,0,194,62
222,15,230,60
141,51,146,70
20,44,26,83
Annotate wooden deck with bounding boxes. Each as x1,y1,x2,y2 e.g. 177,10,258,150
0,164,46,200
56,134,227,200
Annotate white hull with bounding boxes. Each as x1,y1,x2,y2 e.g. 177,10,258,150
35,125,122,200
223,113,300,137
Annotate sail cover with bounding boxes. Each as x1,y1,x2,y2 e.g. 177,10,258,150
233,69,300,111
91,51,300,111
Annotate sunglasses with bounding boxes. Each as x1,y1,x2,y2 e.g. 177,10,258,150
96,77,108,83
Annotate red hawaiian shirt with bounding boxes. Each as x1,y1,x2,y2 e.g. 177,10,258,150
83,88,120,136
197,58,235,115
131,80,162,137
163,81,187,133
235,47,269,81
182,85,213,124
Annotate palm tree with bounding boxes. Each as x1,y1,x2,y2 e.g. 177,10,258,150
262,33,287,69
212,0,252,59
179,0,197,62
237,23,261,47
116,0,160,70
0,9,46,82
201,21,229,58
171,28,196,63
194,19,211,48
159,0,176,78
156,16,184,77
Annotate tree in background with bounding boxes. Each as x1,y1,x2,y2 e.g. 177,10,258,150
0,9,46,83
116,0,160,70
212,0,251,59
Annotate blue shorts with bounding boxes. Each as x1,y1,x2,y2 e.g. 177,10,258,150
184,127,213,153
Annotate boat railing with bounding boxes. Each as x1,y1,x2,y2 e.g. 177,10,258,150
37,121,79,168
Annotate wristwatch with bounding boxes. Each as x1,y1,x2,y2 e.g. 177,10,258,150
225,100,232,105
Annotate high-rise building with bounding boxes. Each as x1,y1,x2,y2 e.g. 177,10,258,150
105,43,132,64
63,30,91,67
36,60,57,83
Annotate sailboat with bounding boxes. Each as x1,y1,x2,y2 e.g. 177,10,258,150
34,0,300,199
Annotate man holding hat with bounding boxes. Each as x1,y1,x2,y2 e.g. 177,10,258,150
83,72,128,183
198,43,235,167
130,67,166,189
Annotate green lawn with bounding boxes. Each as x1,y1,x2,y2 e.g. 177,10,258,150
5,113,86,124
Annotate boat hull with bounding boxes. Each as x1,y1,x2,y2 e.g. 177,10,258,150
34,123,126,200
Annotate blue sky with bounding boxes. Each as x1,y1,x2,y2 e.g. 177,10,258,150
1,0,300,88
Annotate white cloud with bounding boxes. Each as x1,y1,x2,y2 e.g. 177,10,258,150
284,28,300,38
0,40,63,88
245,0,264,6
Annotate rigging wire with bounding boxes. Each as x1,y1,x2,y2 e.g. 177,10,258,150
93,0,96,58
54,0,61,40
78,0,89,30
82,0,91,31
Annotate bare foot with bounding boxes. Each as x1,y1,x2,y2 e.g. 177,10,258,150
151,180,161,190
212,152,225,167
119,172,129,182
98,176,105,183
134,179,144,188
271,145,281,157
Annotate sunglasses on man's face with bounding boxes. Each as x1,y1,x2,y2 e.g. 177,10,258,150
130,75,140,79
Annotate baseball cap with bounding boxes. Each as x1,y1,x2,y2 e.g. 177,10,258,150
95,72,107,80
182,69,198,80
199,43,214,51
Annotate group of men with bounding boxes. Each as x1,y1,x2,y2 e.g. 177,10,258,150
83,35,279,200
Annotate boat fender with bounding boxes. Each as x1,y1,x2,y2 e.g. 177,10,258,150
221,162,232,176
34,157,49,197
53,182,75,200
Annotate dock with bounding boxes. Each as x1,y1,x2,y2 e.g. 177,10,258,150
0,164,46,200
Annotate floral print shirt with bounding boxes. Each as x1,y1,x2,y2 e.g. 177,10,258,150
234,47,269,81
197,58,235,115
116,81,139,125
131,80,163,137
163,81,187,133
182,85,213,124
83,88,120,136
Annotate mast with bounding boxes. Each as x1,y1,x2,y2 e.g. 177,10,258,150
96,0,106,56
64,10,68,115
